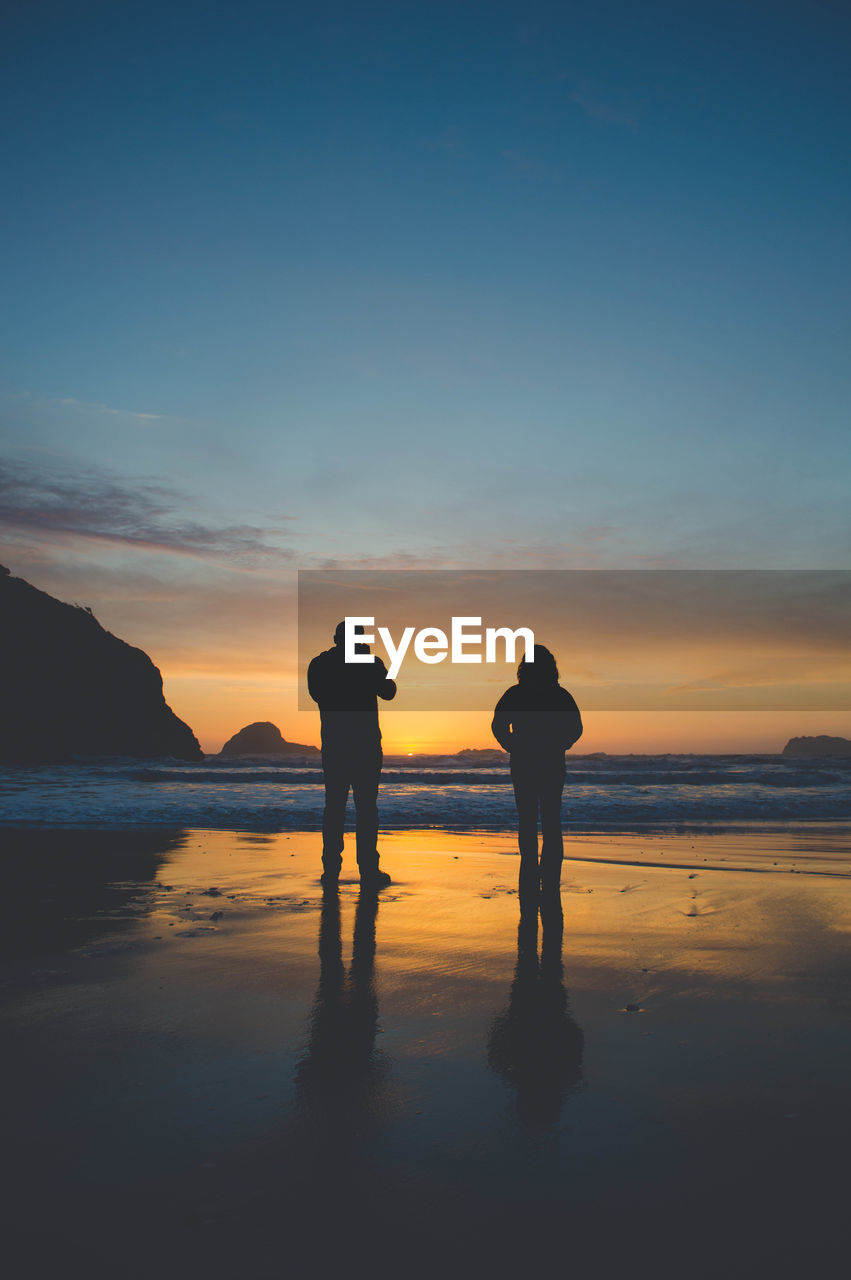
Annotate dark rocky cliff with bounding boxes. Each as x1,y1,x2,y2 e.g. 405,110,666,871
219,721,319,757
0,566,203,763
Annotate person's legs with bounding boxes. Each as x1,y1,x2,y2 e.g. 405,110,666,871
539,769,565,889
352,750,383,878
511,765,540,881
321,750,349,881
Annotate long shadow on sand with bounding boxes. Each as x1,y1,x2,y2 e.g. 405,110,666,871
295,884,387,1123
488,880,584,1126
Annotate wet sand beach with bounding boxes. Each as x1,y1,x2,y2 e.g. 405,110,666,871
2,826,850,1278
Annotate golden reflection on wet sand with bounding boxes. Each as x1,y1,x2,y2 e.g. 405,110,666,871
2,826,850,1277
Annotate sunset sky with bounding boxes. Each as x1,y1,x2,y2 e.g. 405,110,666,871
1,0,849,753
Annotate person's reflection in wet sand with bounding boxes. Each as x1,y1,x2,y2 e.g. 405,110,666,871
488,881,584,1126
295,885,386,1126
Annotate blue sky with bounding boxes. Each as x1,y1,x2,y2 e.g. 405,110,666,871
1,0,849,747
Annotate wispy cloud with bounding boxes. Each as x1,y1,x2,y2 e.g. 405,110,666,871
421,126,464,156
46,395,163,421
2,388,166,422
300,527,651,572
501,149,561,180
0,457,295,560
569,80,637,128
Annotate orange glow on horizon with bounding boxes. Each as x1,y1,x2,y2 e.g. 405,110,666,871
161,672,851,756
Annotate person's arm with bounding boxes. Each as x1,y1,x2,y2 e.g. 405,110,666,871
491,692,514,753
374,656,397,701
307,656,322,705
561,690,583,750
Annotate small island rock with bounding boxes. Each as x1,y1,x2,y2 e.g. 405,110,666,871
219,722,320,758
782,735,851,758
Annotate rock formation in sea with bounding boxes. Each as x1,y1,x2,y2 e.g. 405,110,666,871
0,565,203,763
781,735,851,757
219,721,320,757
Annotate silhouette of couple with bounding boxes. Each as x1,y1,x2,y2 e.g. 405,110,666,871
308,623,582,888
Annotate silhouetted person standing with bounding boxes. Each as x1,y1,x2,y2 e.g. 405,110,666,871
308,621,396,887
491,645,582,889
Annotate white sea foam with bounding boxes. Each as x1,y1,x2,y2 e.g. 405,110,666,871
0,754,848,832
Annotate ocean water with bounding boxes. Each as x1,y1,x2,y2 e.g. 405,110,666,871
0,753,849,833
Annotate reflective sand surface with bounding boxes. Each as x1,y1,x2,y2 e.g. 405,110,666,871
2,828,849,1278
